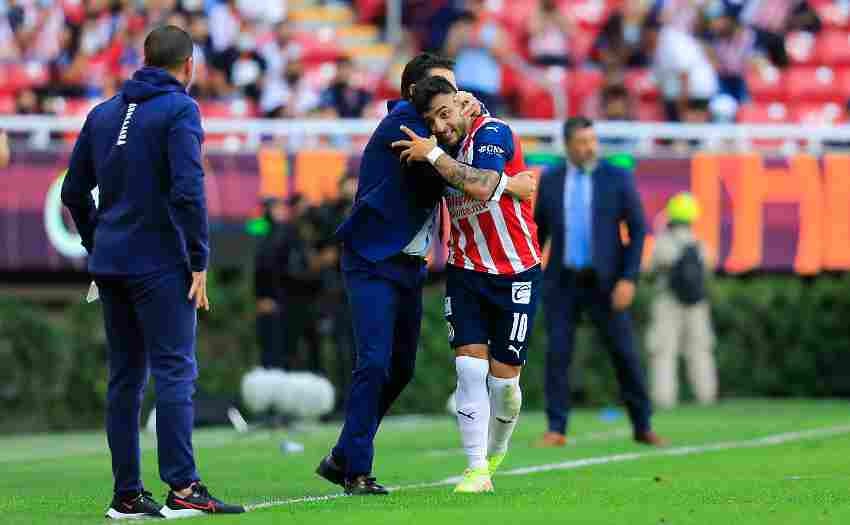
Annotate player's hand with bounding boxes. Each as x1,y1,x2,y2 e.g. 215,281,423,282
505,170,537,201
456,91,483,119
391,125,439,165
611,279,635,311
188,270,210,311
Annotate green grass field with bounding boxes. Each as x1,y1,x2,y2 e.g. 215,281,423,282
3,400,850,524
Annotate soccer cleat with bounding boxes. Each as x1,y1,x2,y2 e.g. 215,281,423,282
316,453,346,487
105,490,163,520
160,482,245,518
487,453,506,477
344,476,389,495
453,467,494,493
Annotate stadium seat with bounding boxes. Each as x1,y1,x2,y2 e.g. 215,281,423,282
0,94,14,114
814,30,850,66
791,102,847,124
745,66,787,102
811,0,849,30
787,66,841,102
737,102,790,123
624,68,659,101
0,62,49,94
636,99,664,122
567,69,605,116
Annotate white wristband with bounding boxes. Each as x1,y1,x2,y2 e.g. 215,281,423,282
426,146,445,166
489,173,509,202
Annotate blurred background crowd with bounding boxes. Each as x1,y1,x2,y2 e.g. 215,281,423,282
2,0,850,128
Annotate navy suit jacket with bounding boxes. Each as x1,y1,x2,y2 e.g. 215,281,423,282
61,67,208,275
336,100,445,262
534,158,646,291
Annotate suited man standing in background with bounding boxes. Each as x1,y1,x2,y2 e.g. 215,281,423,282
533,117,667,448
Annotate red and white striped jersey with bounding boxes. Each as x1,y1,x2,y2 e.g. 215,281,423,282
444,116,541,276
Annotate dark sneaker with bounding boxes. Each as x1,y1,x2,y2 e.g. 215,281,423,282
160,482,245,518
316,453,345,487
344,476,389,495
105,490,163,520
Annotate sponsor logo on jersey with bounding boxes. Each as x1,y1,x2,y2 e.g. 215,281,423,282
477,144,505,156
512,282,532,304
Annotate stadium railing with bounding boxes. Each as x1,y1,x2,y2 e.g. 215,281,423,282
1,116,850,155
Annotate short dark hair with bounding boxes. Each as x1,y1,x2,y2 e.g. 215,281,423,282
412,75,457,115
563,117,593,142
601,84,629,103
144,25,194,70
400,52,455,101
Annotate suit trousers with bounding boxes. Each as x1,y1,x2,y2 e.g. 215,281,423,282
332,250,425,477
543,267,652,435
96,267,200,497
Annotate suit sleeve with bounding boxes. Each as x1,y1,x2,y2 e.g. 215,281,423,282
61,115,98,253
167,101,209,272
534,170,550,247
621,168,646,281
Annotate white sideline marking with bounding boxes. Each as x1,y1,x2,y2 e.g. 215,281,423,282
424,428,630,457
247,424,850,511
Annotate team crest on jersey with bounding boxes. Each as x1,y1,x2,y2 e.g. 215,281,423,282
512,282,532,305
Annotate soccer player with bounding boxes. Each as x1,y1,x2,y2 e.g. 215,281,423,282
392,76,542,493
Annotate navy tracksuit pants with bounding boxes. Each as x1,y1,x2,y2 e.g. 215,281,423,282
96,267,200,497
332,248,425,477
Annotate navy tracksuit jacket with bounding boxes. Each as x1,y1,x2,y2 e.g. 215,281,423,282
61,67,208,495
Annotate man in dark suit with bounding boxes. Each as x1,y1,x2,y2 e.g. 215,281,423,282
533,117,667,448
61,26,244,518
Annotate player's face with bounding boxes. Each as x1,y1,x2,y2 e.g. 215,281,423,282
566,127,599,168
423,92,467,147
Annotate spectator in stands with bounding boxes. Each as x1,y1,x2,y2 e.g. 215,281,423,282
227,33,267,101
592,4,653,71
706,4,762,103
600,83,635,121
526,0,575,67
14,88,40,115
741,0,821,67
209,0,243,52
189,15,213,61
318,56,372,118
260,58,320,118
444,0,509,114
49,24,88,97
650,20,719,121
261,20,301,81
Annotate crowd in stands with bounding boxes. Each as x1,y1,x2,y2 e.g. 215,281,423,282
1,0,849,127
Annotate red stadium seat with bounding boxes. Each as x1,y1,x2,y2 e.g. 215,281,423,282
746,66,787,102
0,62,49,94
636,99,664,122
0,94,14,114
517,84,556,119
811,0,849,30
791,102,847,124
567,69,605,116
737,102,790,123
814,30,850,66
787,66,842,102
624,68,659,101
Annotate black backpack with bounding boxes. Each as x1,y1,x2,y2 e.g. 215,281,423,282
669,244,706,305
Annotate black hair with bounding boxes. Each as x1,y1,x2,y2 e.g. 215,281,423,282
400,52,455,101
412,75,457,115
601,84,630,102
144,25,194,70
563,116,593,142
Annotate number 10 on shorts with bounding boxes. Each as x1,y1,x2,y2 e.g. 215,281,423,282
509,313,528,343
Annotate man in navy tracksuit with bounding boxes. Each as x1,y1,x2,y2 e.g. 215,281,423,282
314,53,532,495
61,26,243,519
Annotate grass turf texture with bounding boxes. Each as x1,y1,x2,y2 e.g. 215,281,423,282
2,400,849,524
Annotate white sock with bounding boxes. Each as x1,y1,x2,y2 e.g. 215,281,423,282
487,374,522,457
454,356,491,471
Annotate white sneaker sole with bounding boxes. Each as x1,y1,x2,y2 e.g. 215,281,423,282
105,508,158,520
158,506,204,520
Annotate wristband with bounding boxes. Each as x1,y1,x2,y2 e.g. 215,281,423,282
488,173,508,202
426,146,445,166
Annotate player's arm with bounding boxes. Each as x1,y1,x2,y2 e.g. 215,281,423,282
392,125,508,202
61,116,98,253
469,123,536,201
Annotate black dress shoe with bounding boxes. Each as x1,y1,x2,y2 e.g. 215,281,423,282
344,476,389,495
316,453,346,487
